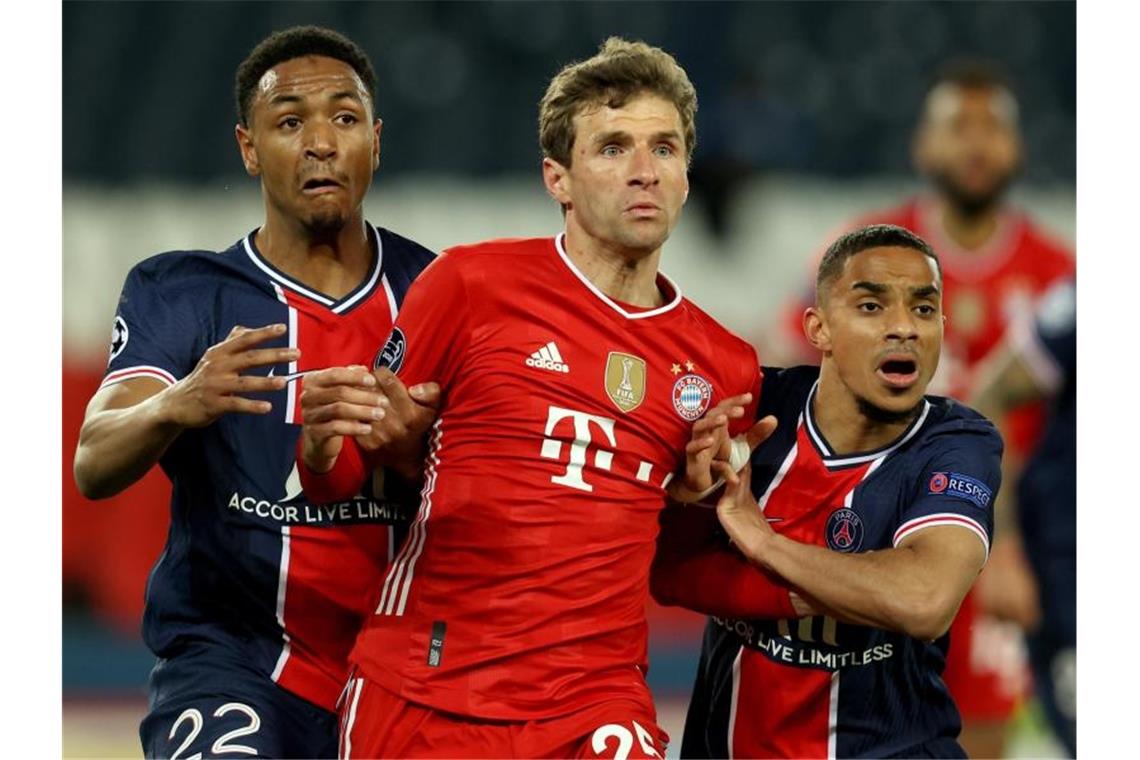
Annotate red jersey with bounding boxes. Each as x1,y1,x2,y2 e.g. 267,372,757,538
350,235,761,720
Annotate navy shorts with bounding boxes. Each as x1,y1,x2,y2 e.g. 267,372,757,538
139,642,339,759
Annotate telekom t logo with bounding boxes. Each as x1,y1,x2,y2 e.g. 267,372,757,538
539,405,617,492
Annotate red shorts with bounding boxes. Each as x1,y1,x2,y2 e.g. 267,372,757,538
943,589,1030,721
338,675,669,758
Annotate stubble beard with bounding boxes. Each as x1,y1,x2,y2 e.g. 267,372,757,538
853,393,924,426
930,168,1012,220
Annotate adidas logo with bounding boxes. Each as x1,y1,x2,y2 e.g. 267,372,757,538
525,342,570,373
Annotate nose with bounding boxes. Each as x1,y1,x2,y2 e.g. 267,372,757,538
627,145,659,188
303,119,337,161
884,304,919,342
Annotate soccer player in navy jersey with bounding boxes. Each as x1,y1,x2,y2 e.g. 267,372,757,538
73,26,437,758
654,224,1003,758
971,279,1076,756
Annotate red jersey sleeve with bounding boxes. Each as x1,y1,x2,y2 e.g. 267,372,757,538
383,249,473,392
651,502,796,619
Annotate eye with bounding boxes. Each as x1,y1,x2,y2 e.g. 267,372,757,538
914,304,937,316
601,145,622,157
857,302,881,313
654,144,675,158
335,113,358,126
279,116,301,130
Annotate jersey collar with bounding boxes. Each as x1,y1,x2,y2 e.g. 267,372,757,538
553,233,683,320
803,380,932,468
242,223,384,314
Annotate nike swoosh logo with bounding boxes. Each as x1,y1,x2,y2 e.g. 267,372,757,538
267,368,320,382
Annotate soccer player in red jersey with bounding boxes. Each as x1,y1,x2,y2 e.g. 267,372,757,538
297,38,767,758
774,61,1073,756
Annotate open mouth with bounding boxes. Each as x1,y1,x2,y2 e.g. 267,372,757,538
877,357,919,388
302,178,342,193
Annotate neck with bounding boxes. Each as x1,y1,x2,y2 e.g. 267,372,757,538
255,207,373,299
562,223,664,308
812,362,921,455
937,197,1000,252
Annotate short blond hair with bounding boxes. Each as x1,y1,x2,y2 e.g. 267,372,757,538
539,37,697,167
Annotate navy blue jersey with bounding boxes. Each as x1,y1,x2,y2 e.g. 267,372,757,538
682,366,1002,759
103,224,435,712
1015,280,1076,614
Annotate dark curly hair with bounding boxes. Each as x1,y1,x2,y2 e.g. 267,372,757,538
234,26,376,126
816,224,940,303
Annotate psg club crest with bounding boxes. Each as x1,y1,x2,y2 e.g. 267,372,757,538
826,508,864,553
604,352,647,413
374,326,406,373
109,315,129,361
671,374,713,421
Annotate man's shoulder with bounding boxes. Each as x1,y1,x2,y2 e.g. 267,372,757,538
374,225,437,268
127,245,246,289
1015,212,1075,265
757,365,818,419
442,236,553,261
911,396,1003,455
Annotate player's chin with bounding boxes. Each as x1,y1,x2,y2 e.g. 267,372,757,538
303,208,350,235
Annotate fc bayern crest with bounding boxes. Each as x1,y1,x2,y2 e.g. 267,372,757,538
374,326,406,373
826,508,864,553
671,374,713,421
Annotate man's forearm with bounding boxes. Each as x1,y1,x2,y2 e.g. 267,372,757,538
74,391,183,499
741,533,961,641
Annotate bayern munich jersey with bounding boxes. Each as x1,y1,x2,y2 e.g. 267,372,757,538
337,234,762,720
102,224,434,711
680,366,1002,759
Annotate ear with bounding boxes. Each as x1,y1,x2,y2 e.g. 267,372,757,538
235,123,259,177
372,118,383,171
542,157,572,207
804,306,831,353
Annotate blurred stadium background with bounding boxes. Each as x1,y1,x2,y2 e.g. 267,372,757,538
62,2,1074,757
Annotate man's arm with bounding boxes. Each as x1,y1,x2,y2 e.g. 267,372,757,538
715,463,986,641
74,324,295,499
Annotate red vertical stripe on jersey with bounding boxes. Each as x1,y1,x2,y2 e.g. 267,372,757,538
732,647,833,758
271,284,400,710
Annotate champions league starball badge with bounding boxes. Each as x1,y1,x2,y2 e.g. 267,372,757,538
826,508,865,553
671,374,713,421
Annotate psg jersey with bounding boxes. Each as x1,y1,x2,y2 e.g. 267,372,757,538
102,224,434,711
681,366,1002,759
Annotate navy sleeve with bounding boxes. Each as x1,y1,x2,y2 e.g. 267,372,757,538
894,425,1003,558
102,255,207,390
1031,279,1076,381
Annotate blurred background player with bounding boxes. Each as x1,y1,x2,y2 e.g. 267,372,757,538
655,225,1002,758
72,26,435,758
971,279,1077,756
774,58,1074,757
298,37,766,758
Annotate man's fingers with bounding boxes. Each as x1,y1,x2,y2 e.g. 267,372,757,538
230,375,289,394
308,420,373,439
711,460,739,488
409,382,442,409
229,347,302,371
692,414,729,437
223,323,288,350
300,385,384,411
745,416,779,451
302,400,385,425
373,367,417,414
218,397,273,415
303,365,378,390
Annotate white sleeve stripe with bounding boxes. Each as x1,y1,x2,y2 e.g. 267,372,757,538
1010,315,1065,394
100,365,177,389
893,513,990,558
